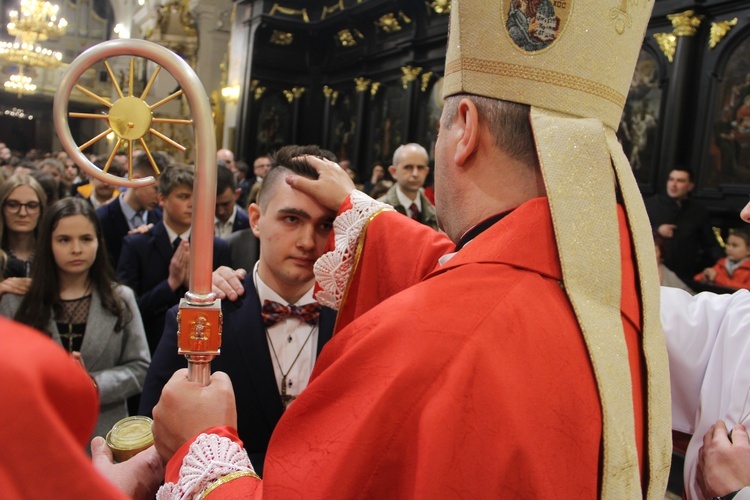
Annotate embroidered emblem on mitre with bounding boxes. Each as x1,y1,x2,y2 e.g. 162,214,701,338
444,0,653,129
502,0,570,52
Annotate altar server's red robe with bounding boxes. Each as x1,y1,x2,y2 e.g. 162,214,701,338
0,316,125,499
169,196,646,498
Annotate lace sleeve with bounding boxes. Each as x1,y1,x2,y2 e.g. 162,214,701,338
157,433,258,500
314,190,393,310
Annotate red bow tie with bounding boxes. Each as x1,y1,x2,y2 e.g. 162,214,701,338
261,300,320,327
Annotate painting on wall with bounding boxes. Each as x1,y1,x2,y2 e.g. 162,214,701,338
707,34,750,187
368,84,405,165
617,49,663,187
328,89,356,163
255,92,290,157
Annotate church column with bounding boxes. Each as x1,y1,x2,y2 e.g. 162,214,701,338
351,77,371,171
400,65,422,143
234,0,264,162
659,9,704,178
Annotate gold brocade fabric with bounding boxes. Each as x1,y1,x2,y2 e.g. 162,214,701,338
531,107,670,498
443,1,654,130
606,127,672,500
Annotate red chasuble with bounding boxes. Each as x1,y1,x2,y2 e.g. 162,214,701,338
0,316,126,499
172,196,646,498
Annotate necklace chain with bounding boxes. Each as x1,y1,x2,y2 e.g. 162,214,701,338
253,264,317,409
58,290,92,353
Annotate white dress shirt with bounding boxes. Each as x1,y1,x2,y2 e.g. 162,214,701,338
215,204,237,239
253,262,319,399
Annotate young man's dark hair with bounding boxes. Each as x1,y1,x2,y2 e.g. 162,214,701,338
216,165,236,195
671,166,694,183
158,165,194,196
133,151,169,177
257,145,336,210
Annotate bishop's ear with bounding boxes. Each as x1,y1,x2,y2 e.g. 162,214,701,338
454,98,480,167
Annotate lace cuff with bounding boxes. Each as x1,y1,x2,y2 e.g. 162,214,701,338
314,190,393,310
157,433,256,500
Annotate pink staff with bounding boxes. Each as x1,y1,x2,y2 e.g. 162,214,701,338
53,38,221,385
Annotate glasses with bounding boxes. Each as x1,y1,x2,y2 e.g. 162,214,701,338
3,200,41,214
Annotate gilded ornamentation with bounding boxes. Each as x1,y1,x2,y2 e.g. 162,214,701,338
420,71,433,92
426,0,450,15
370,81,381,99
377,13,401,32
321,0,344,20
709,18,737,49
269,3,310,23
354,77,371,92
668,10,704,37
323,86,340,106
253,85,266,101
376,12,411,33
157,0,197,37
653,33,676,63
270,30,294,46
336,29,363,47
401,65,422,89
283,86,305,103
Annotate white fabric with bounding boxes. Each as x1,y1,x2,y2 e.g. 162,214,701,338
163,223,191,247
253,261,318,397
314,190,393,310
214,204,237,239
157,433,254,500
662,287,750,499
395,185,421,213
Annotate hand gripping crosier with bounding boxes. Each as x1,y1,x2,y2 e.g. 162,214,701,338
53,39,221,386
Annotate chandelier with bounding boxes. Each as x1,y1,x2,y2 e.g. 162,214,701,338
3,67,37,97
0,0,67,70
0,41,62,67
8,0,67,44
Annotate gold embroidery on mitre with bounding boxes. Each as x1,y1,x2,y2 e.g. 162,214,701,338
445,57,626,108
610,0,653,35
501,0,571,53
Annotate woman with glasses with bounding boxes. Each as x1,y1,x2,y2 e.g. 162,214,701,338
0,174,46,296
0,198,149,439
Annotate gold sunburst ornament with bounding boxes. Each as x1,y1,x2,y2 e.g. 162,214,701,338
67,56,192,180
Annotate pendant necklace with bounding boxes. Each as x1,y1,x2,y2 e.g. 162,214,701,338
254,264,317,409
58,289,92,353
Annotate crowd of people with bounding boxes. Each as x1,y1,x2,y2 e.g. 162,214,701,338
2,0,750,498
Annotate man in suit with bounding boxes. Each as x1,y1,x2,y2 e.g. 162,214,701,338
139,146,337,476
377,143,438,230
117,165,230,353
214,164,250,239
645,167,724,283
247,154,272,206
98,152,166,267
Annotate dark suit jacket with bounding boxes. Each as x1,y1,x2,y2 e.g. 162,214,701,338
232,206,250,233
117,221,230,353
139,274,335,476
97,198,162,267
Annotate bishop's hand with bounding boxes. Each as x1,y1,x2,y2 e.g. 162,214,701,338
152,369,238,463
286,155,356,212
